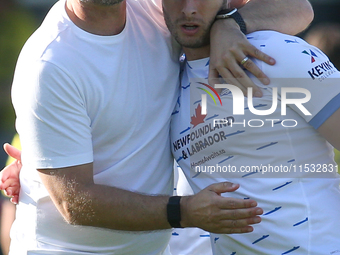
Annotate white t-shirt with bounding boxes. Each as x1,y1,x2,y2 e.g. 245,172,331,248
11,0,180,254
171,31,340,254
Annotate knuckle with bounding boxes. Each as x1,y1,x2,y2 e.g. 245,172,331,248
243,60,254,70
215,63,225,71
248,209,255,217
228,199,236,209
223,182,231,188
230,220,237,229
211,197,220,208
206,213,216,226
254,48,262,57
231,209,238,219
220,52,231,60
233,71,245,79
222,51,232,58
229,46,239,55
247,217,255,224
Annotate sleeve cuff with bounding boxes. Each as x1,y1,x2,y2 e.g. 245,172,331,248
309,93,340,129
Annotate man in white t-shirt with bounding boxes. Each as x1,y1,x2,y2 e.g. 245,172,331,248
0,0,314,254
166,0,340,254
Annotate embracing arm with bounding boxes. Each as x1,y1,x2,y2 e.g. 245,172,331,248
209,0,314,94
237,0,314,35
37,162,262,233
37,163,171,231
0,150,262,233
0,144,263,233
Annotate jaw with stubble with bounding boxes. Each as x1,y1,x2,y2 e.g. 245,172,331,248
163,10,213,49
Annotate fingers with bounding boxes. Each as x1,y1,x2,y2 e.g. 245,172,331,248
225,50,266,92
3,143,22,161
241,58,270,86
2,179,20,195
227,65,263,97
210,59,264,97
214,225,254,234
210,67,248,95
0,162,21,203
217,196,259,210
205,211,262,234
219,206,263,219
1,165,12,182
207,207,263,234
10,195,19,205
2,183,20,205
250,46,275,66
182,183,264,234
221,215,261,228
208,67,219,85
0,161,21,183
209,25,277,97
241,45,275,86
1,182,20,202
207,182,240,195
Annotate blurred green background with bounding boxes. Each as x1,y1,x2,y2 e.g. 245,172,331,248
0,0,339,169
0,0,57,168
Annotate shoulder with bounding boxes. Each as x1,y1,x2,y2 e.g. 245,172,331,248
248,31,336,78
247,30,312,54
18,1,71,66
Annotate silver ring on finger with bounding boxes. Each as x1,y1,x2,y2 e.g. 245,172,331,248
240,56,250,66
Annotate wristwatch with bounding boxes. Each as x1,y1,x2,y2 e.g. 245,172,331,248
216,8,247,34
167,196,183,228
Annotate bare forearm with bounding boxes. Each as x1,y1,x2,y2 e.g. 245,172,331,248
41,167,171,231
238,0,314,35
72,184,171,231
66,183,263,233
39,164,262,233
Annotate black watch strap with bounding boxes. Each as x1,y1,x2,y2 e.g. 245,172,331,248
167,196,183,228
216,8,247,34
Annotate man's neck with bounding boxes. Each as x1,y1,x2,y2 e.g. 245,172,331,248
183,45,210,61
66,0,126,36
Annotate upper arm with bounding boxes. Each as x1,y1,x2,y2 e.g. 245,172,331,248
238,0,314,35
38,163,95,224
12,61,93,169
289,0,314,33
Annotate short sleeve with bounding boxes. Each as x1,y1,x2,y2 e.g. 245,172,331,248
260,32,340,128
12,60,93,169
